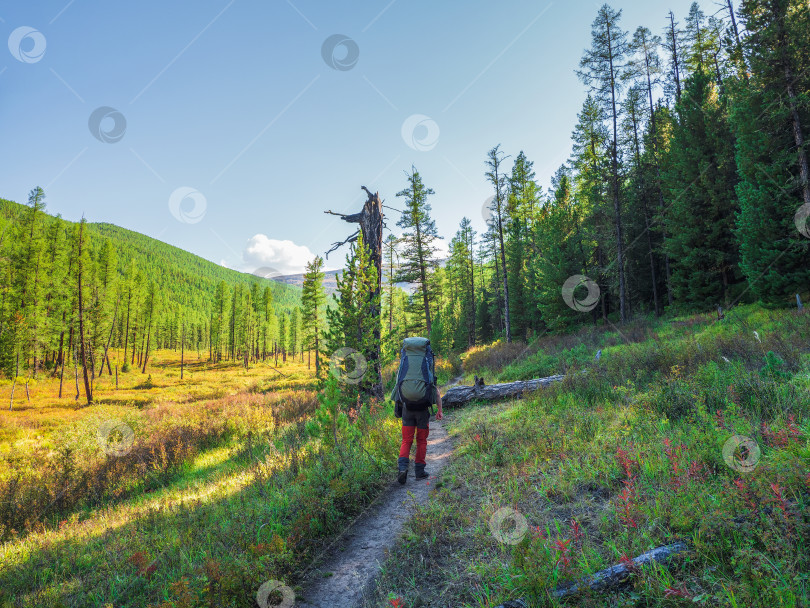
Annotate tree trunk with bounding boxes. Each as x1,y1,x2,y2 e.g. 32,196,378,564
314,332,320,377
324,186,385,397
607,20,627,323
492,542,689,606
442,375,565,407
785,67,810,207
142,325,151,374
668,12,682,102
180,321,185,380
726,0,747,80
53,314,65,377
59,325,70,398
629,99,661,316
77,222,93,405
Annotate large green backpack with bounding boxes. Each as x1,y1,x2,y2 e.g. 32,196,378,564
391,337,436,414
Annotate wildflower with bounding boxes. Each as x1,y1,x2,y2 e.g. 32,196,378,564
553,538,572,569
770,483,790,522
786,415,803,440
714,409,729,430
617,479,638,528
619,552,639,574
530,525,547,540
570,518,583,544
733,478,756,511
615,445,639,479
664,583,692,599
389,597,404,608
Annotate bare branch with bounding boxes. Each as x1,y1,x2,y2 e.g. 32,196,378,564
325,230,360,258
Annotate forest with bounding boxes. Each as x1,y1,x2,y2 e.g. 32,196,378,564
1,0,809,607
0,197,302,402
355,0,809,368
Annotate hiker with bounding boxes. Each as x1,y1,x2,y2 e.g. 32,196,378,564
391,337,443,484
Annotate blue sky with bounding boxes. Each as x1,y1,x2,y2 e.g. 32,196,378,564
2,0,698,274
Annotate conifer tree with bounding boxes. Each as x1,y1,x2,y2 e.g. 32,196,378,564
395,167,439,335
732,0,810,302
578,4,630,322
485,145,512,341
301,256,326,376
663,68,743,308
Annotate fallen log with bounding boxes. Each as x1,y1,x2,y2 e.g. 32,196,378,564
492,541,689,607
441,375,565,407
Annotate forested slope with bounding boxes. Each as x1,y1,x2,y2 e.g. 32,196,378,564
0,196,301,380
90,221,300,311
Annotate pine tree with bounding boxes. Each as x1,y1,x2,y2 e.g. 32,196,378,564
485,145,512,341
570,95,610,321
395,167,440,335
578,4,630,322
326,234,382,395
506,151,538,339
663,11,685,103
301,256,326,376
289,306,299,362
74,219,93,403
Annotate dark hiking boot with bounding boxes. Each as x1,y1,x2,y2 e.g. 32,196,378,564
397,457,409,485
415,465,429,480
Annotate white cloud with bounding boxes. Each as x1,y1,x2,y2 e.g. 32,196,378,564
240,234,318,275
433,236,449,261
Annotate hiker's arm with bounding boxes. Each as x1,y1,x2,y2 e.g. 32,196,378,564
435,389,443,420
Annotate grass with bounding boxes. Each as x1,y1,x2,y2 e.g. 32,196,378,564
368,304,810,607
0,350,401,607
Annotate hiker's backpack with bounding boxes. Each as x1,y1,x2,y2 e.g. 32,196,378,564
391,337,436,416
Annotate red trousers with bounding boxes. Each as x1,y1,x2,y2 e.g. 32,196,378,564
399,424,429,465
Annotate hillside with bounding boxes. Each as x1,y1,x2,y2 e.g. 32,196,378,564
0,198,301,315
90,221,301,311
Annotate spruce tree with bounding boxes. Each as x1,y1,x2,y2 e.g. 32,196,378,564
732,0,810,303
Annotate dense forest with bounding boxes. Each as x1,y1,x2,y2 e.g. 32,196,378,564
4,0,809,398
330,0,809,363
0,197,302,398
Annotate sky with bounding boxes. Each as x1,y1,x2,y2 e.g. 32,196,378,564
1,0,699,275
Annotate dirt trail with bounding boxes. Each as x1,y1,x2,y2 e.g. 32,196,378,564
296,377,462,608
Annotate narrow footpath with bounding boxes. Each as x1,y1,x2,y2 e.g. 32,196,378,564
297,377,462,608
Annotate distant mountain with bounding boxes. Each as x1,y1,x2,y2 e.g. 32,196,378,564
271,269,342,297
269,268,425,298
